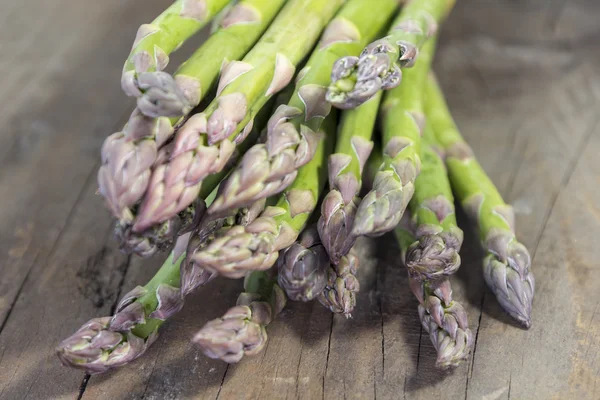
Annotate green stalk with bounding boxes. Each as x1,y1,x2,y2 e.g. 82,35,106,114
121,0,231,96
404,123,463,281
424,74,535,328
363,142,384,192
352,36,437,238
136,0,287,118
326,0,455,109
392,124,472,368
131,253,184,338
209,0,399,214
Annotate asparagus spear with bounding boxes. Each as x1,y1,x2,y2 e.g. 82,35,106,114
277,226,329,302
208,0,399,214
352,36,437,238
188,111,337,279
135,0,287,118
404,123,463,281
121,0,231,97
55,199,267,374
193,270,286,363
424,75,535,328
317,249,360,317
132,0,345,235
56,235,190,374
318,92,381,264
392,125,472,367
326,0,455,109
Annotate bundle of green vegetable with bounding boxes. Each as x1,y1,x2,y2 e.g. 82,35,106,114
56,0,534,376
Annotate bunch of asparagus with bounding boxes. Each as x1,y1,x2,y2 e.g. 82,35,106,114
56,0,535,376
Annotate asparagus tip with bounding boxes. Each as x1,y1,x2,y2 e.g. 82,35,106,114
405,234,462,281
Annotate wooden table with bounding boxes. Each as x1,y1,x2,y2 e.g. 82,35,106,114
0,1,598,399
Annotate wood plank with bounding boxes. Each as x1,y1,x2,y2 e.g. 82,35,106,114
462,63,600,400
0,0,167,329
0,176,128,399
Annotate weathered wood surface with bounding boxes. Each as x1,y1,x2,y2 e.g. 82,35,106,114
0,0,598,399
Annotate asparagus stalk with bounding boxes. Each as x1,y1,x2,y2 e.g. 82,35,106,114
404,123,463,281
352,36,437,238
132,0,345,235
392,124,472,367
193,270,286,363
363,142,384,192
317,249,360,317
208,0,399,214
56,235,190,374
135,0,287,118
55,199,267,374
318,92,381,264
121,0,231,97
188,111,337,279
424,75,535,328
277,226,329,302
326,0,455,109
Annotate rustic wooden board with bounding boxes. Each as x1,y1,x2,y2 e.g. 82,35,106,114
0,0,598,399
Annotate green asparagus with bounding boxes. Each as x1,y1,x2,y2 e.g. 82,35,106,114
424,74,535,328
55,197,269,374
318,92,382,264
395,219,473,368
352,36,437,238
135,0,287,118
393,124,472,367
404,123,463,281
99,0,286,233
121,0,231,97
327,0,454,109
113,103,268,257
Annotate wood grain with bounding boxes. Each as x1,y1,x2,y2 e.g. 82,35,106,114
0,0,598,399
